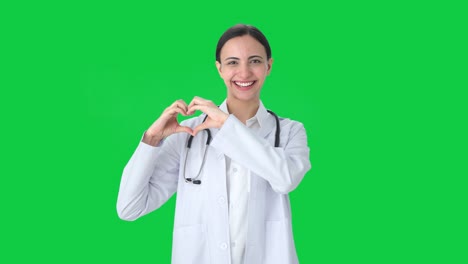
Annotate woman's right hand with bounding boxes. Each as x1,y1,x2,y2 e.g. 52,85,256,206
142,100,194,146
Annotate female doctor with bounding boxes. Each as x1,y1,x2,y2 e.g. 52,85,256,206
117,24,311,264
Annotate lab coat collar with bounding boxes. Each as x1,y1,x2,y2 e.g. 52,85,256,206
218,100,276,140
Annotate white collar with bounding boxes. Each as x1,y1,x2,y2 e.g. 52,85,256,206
218,100,269,129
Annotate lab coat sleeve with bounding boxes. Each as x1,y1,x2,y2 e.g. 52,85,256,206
116,135,180,221
210,115,311,194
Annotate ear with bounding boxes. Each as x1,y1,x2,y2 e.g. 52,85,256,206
266,58,273,76
215,61,222,76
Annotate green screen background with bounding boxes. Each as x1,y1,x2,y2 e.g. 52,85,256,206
1,0,466,263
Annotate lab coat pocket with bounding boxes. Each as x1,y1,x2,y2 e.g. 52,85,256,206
172,224,210,264
263,220,297,264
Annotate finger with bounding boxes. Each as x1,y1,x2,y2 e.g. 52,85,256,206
173,99,188,107
166,100,190,115
187,104,210,115
175,125,194,135
164,106,188,118
188,96,206,106
193,122,209,137
187,96,212,113
171,99,189,113
174,104,189,116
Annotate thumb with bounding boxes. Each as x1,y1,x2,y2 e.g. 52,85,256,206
175,125,194,135
193,122,208,136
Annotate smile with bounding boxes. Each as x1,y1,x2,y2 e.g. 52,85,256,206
234,81,256,89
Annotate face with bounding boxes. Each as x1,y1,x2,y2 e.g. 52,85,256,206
216,35,273,104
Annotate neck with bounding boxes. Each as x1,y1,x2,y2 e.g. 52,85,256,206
226,98,260,124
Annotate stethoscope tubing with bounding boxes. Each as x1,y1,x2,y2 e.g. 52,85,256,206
184,110,280,184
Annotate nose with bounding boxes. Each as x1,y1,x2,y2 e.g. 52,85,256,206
237,62,252,79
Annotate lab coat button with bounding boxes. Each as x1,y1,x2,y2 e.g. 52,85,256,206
232,167,238,173
220,242,228,250
218,196,226,205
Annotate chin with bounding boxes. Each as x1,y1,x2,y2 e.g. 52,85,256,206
230,92,260,103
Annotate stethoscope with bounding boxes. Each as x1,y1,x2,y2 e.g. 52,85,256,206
183,110,280,184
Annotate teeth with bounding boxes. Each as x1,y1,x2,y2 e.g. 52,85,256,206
235,81,254,87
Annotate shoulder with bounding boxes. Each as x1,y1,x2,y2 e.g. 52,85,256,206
278,116,306,132
276,116,308,147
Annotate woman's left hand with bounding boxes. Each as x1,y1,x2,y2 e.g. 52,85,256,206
187,96,229,135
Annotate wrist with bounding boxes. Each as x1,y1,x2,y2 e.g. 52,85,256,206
220,113,229,127
142,131,164,146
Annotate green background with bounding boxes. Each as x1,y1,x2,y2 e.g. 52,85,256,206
1,0,466,263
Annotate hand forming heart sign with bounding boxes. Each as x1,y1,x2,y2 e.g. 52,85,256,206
143,96,229,146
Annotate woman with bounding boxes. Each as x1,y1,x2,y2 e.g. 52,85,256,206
117,24,311,264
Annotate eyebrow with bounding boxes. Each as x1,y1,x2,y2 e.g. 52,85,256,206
224,55,264,61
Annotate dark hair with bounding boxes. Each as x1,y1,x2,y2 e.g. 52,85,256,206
215,24,271,62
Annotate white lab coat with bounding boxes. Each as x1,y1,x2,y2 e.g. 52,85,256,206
117,101,311,264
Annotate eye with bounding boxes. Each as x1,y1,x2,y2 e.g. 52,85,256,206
251,59,262,64
226,60,238,65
